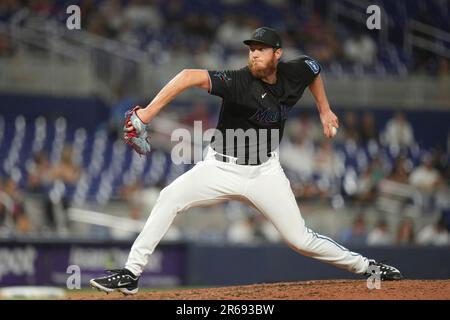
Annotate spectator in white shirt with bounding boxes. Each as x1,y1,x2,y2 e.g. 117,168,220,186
383,111,415,150
367,219,393,246
343,31,377,66
417,217,450,246
409,154,442,193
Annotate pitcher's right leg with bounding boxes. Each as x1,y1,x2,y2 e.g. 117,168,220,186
124,159,244,277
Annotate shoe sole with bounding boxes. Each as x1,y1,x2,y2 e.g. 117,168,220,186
364,272,403,281
90,280,114,294
90,280,138,295
382,274,403,281
119,287,138,295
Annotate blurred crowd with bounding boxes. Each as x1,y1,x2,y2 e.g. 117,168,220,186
1,105,449,244
339,214,450,247
108,106,450,245
1,108,450,245
225,210,450,247
276,110,449,246
280,110,449,203
0,145,82,235
0,0,449,75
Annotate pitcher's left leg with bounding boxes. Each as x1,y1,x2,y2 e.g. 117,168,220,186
245,163,369,275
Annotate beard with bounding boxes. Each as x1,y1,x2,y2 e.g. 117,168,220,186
248,56,277,79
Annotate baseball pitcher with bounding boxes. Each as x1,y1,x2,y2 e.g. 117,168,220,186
90,27,402,295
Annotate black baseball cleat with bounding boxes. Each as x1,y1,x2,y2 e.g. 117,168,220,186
364,260,403,281
90,268,140,295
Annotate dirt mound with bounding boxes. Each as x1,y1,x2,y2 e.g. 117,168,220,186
68,279,450,300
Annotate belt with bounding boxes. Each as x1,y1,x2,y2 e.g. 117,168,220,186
214,152,273,166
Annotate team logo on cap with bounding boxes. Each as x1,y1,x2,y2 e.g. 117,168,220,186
254,28,266,39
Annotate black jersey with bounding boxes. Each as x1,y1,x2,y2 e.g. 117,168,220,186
207,55,321,161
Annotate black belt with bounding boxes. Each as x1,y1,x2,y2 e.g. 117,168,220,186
214,153,273,166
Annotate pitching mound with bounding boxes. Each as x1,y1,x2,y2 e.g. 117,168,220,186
68,279,450,300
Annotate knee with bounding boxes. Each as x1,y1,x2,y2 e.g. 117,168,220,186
284,233,306,250
156,185,185,212
283,230,313,252
157,185,177,203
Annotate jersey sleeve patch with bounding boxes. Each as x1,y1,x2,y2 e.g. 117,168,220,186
305,59,320,75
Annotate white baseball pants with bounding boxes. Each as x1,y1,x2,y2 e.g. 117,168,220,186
125,147,369,276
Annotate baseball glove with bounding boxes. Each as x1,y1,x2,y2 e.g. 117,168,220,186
123,106,151,155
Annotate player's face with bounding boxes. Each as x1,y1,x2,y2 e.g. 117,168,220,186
247,43,280,79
